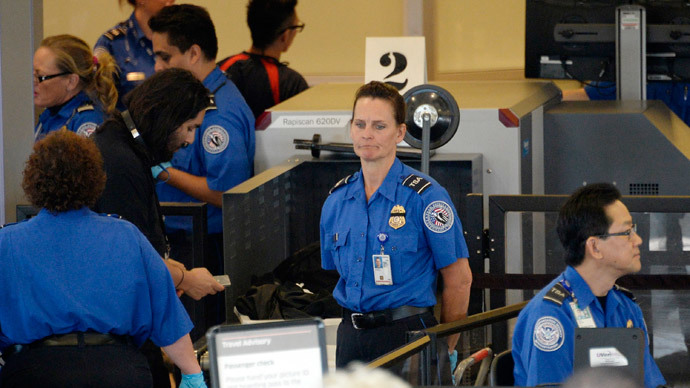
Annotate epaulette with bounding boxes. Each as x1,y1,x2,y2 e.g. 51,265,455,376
0,218,29,229
103,24,127,41
402,174,432,195
543,282,571,306
614,284,636,302
77,102,94,113
329,174,353,194
206,94,218,111
99,213,123,220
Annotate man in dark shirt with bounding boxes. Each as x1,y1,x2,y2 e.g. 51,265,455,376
218,0,308,124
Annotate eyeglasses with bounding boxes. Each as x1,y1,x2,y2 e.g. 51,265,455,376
595,224,637,240
34,71,71,83
281,23,305,34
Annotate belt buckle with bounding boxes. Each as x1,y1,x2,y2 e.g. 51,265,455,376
351,313,364,330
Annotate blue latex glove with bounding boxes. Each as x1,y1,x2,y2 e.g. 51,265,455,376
179,372,207,388
151,162,172,179
449,349,458,384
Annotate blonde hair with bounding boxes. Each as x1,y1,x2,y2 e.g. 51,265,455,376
40,34,119,114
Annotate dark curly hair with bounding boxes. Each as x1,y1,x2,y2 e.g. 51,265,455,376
22,129,106,212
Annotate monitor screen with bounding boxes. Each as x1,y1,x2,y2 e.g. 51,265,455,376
207,319,327,388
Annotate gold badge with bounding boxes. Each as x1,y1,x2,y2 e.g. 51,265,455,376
389,205,406,229
626,319,633,328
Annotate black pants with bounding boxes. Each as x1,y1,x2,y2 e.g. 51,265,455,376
336,311,437,368
0,343,152,388
140,340,172,388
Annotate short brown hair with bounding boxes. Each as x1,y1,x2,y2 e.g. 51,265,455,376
23,130,106,212
352,81,406,125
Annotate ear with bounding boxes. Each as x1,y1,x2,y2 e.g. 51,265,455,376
187,44,203,66
65,73,80,92
584,236,604,260
396,123,407,143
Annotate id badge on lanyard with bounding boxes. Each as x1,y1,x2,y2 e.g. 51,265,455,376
373,233,393,285
569,302,597,328
561,279,597,328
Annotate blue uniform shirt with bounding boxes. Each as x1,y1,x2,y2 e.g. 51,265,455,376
585,81,690,125
320,158,469,312
34,91,104,141
0,208,193,350
512,266,666,388
156,67,255,234
94,12,155,109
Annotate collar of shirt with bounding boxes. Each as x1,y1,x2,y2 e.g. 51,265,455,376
35,207,93,223
45,91,90,121
341,157,403,204
564,265,623,314
127,11,148,45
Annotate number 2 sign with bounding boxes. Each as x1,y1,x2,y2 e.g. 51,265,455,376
365,37,427,95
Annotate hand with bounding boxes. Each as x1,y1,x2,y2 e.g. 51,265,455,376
151,162,172,179
179,267,225,300
449,349,458,384
179,372,207,388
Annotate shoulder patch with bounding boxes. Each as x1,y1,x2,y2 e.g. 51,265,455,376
103,25,127,41
76,122,98,137
533,316,565,352
423,201,454,233
543,282,571,306
402,174,432,195
202,125,229,154
614,284,636,302
329,174,353,194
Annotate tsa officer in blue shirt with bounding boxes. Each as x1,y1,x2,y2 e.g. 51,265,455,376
34,35,118,141
95,0,174,110
149,5,254,260
320,81,473,368
0,130,205,388
512,183,666,388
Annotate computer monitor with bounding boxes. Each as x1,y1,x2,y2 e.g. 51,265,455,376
206,319,327,388
525,0,690,82
573,327,645,382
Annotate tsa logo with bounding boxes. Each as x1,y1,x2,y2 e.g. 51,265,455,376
533,316,564,352
423,201,454,233
202,125,229,154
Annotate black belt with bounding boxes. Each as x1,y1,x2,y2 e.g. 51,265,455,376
1,332,132,360
343,306,432,330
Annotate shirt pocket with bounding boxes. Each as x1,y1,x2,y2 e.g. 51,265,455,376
328,228,350,278
388,232,418,282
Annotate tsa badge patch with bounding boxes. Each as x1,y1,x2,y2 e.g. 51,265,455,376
389,204,406,229
202,125,229,154
423,201,454,233
533,316,565,352
76,122,98,137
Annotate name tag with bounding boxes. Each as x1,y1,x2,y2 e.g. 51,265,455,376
570,302,597,328
373,254,393,285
